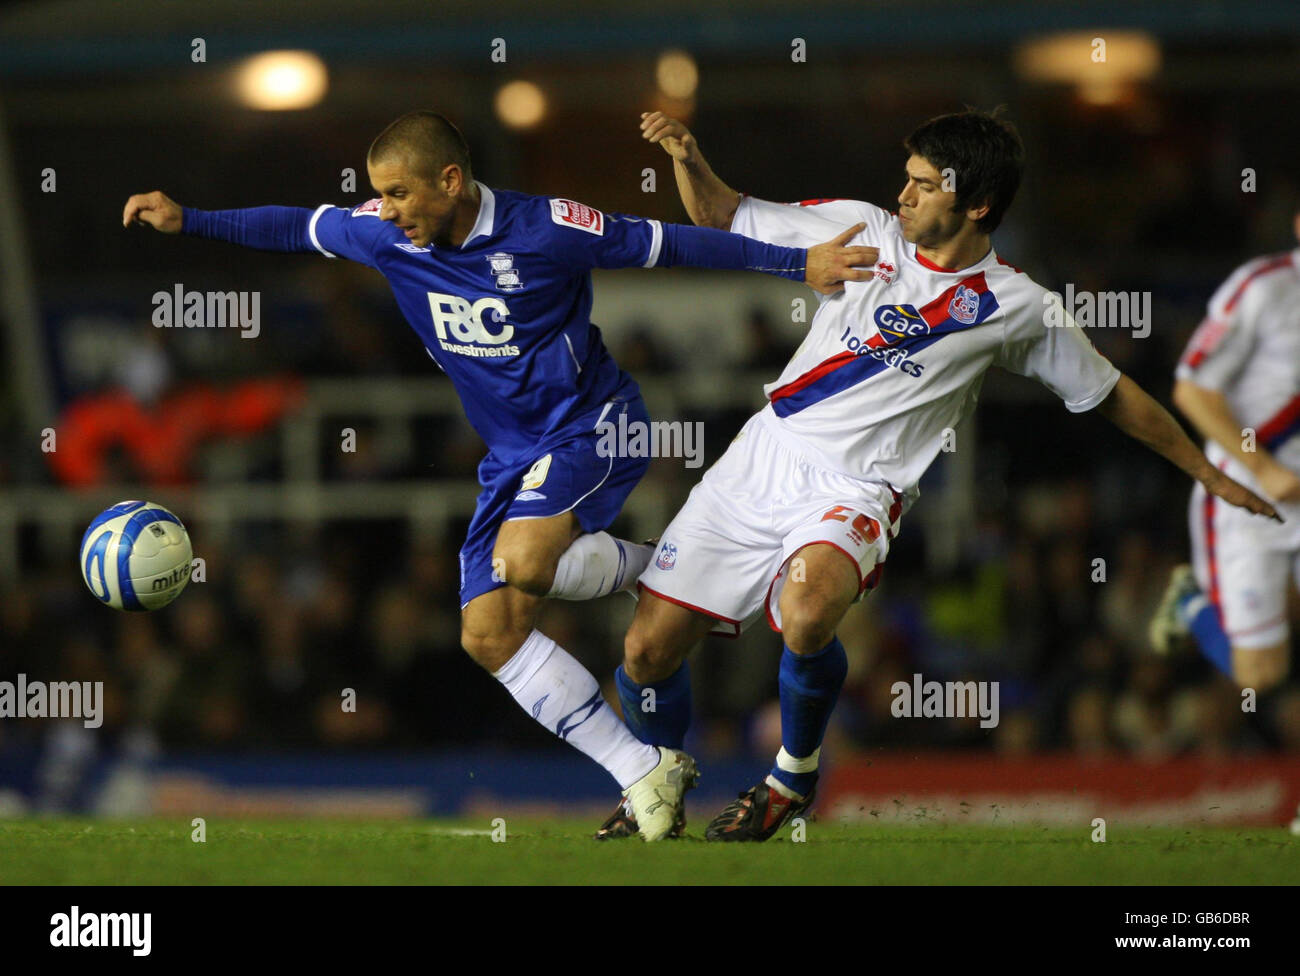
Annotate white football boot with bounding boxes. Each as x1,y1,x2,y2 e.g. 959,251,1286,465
624,746,699,842
1149,564,1199,654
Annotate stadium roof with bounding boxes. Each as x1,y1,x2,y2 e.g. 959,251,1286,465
2,0,1299,79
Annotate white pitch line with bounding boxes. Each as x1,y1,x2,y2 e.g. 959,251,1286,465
424,827,495,837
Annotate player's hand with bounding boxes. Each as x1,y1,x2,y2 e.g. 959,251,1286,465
1202,467,1284,522
805,223,878,295
1257,460,1300,505
122,191,183,233
640,111,699,164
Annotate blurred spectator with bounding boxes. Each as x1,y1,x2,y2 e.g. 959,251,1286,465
615,325,677,376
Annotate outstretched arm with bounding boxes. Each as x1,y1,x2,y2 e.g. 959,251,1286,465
657,221,875,295
641,111,741,230
123,190,319,253
1095,373,1281,520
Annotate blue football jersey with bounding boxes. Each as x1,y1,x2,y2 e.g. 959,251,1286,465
308,184,660,462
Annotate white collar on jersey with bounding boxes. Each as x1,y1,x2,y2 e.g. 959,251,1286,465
461,181,496,248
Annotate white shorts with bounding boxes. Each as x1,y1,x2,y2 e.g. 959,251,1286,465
638,411,904,637
1189,459,1300,650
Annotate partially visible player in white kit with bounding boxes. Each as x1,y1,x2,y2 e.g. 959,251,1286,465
593,108,1280,842
1150,212,1300,696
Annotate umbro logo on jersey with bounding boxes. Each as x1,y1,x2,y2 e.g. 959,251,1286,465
395,242,431,253
514,490,547,501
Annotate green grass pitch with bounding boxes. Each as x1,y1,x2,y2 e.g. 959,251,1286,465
1,819,1296,884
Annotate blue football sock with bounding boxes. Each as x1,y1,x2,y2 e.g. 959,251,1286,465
770,637,848,798
615,662,691,749
1182,592,1233,678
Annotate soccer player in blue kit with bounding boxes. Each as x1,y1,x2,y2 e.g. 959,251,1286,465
122,111,876,839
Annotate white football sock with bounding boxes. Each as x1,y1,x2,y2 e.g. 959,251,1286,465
493,629,658,789
546,533,653,601
775,745,821,773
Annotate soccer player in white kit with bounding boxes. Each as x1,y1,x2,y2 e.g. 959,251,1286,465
594,108,1280,842
1150,212,1300,697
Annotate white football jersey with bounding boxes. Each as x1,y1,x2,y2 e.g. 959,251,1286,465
1175,249,1300,474
731,196,1121,506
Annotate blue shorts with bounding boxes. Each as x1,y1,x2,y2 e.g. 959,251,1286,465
458,395,651,608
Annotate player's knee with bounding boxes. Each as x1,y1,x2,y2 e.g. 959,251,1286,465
623,627,683,684
780,596,842,654
460,623,528,673
1233,645,1289,693
491,547,557,597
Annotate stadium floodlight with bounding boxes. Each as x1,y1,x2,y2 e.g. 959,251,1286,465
1015,31,1161,106
235,51,329,111
495,80,547,130
655,50,698,101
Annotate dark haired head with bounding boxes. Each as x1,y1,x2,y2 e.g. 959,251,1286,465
903,109,1023,233
368,111,472,186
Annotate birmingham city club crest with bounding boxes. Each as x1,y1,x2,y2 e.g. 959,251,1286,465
486,252,523,292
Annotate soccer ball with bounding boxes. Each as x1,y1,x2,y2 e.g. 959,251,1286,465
79,500,193,611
